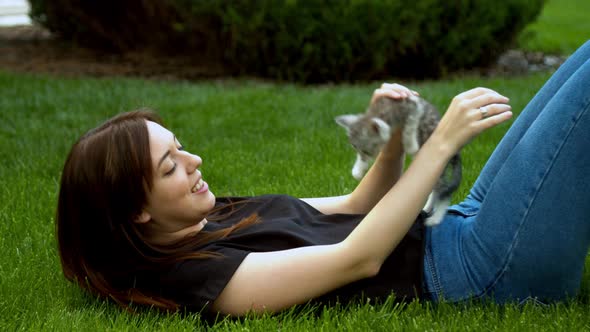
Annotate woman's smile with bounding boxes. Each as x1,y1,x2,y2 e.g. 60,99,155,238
191,178,209,194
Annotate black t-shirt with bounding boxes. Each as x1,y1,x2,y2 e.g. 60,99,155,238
152,194,426,313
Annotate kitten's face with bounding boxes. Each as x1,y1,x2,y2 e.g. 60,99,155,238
349,124,387,159
342,118,389,160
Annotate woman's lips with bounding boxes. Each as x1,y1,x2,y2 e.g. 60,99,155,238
194,181,208,194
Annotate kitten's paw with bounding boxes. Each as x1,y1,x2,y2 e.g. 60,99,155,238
424,215,443,226
352,167,366,180
424,197,450,226
404,142,419,155
352,157,368,180
423,193,434,212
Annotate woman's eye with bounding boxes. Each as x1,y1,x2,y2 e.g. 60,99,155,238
165,164,176,176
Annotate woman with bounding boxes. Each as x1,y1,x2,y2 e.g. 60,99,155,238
57,41,590,316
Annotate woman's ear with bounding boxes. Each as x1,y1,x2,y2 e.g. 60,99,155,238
134,211,151,224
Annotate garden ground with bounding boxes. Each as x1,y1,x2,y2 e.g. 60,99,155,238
0,24,231,82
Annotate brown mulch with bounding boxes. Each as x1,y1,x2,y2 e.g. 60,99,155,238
0,25,230,81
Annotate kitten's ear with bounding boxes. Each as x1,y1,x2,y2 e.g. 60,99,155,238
335,114,360,129
371,118,391,141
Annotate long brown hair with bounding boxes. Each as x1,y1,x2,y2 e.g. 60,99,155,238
56,109,257,311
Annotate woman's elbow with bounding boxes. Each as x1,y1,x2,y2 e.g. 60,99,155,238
338,241,382,279
363,260,382,278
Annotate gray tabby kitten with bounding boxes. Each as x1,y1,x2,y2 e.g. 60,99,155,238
335,95,462,226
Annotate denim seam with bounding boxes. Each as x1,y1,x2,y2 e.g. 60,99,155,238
424,236,443,300
457,220,480,295
476,97,590,299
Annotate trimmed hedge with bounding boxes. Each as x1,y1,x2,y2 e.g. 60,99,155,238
30,0,546,83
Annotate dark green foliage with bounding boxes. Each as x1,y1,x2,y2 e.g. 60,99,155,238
29,0,545,83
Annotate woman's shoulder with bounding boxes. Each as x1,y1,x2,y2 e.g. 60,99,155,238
157,245,249,312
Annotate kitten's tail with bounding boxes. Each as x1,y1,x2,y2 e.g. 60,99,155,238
436,154,462,199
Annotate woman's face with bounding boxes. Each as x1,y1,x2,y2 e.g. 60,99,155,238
139,121,215,236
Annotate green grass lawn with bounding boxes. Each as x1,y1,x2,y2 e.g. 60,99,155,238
2,69,590,331
518,0,590,54
2,2,588,329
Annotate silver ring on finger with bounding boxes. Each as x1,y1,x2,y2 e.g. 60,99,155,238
479,106,489,119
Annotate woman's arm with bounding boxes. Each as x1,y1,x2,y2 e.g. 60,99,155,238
300,129,404,214
213,134,447,316
214,87,512,316
302,83,416,215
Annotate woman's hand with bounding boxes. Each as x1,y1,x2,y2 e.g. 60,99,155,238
431,87,513,156
370,83,419,158
370,83,419,104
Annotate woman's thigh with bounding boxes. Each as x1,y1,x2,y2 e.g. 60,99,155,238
469,40,590,202
424,44,590,303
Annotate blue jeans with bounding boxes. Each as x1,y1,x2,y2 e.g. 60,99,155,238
423,40,590,304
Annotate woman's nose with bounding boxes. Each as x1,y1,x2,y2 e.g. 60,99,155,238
185,153,202,173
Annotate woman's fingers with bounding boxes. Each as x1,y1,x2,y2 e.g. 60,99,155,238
371,83,419,103
375,88,404,99
437,88,513,152
475,104,513,130
469,103,512,120
452,88,509,117
380,83,413,93
465,92,510,110
455,87,504,100
450,88,511,124
462,91,513,133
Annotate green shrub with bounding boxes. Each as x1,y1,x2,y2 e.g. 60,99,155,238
29,0,545,83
